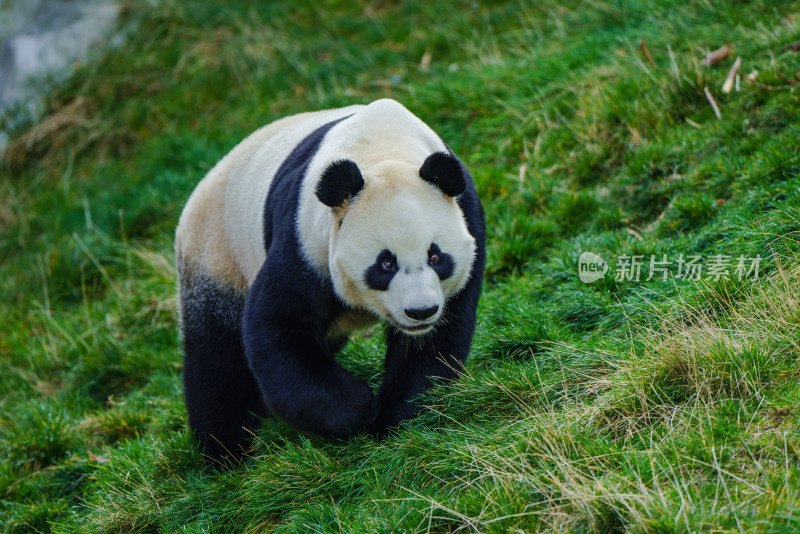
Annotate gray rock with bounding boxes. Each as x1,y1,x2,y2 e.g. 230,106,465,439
0,0,119,115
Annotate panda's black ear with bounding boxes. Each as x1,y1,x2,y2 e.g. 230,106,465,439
419,152,466,197
316,159,365,207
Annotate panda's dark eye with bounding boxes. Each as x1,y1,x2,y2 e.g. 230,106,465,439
427,243,454,281
366,249,398,291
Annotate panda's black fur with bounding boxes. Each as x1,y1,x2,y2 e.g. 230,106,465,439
177,101,485,461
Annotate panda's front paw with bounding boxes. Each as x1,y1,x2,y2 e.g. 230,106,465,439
346,381,380,434
314,375,379,439
369,400,416,438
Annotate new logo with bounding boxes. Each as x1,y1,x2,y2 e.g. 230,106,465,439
578,252,608,283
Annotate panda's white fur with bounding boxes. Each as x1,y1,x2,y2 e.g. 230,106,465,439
177,99,475,336
176,105,361,291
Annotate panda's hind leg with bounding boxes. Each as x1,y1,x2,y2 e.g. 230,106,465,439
179,270,268,462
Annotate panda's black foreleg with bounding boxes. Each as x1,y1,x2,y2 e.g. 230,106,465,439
373,268,483,435
241,264,379,438
372,325,469,434
180,274,269,462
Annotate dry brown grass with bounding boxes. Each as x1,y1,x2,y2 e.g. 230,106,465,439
1,97,97,169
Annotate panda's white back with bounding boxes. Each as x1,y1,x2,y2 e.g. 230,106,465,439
175,104,362,292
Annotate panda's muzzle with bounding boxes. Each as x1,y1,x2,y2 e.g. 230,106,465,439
377,266,444,335
404,305,439,321
393,306,440,336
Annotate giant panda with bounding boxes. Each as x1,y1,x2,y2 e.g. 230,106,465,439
175,99,485,460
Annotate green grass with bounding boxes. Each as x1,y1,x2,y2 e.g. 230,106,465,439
2,0,800,531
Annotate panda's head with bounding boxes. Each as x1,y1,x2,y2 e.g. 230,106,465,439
316,152,476,336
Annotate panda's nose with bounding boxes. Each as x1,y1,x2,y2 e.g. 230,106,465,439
405,305,439,321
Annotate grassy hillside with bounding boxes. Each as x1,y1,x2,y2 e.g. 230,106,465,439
2,0,800,531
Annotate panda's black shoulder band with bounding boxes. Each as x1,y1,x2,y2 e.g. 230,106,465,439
316,159,365,207
419,152,466,197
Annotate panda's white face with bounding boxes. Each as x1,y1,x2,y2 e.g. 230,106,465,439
328,170,476,336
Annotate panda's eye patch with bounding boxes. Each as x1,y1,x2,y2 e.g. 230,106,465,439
428,243,454,281
365,250,398,291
